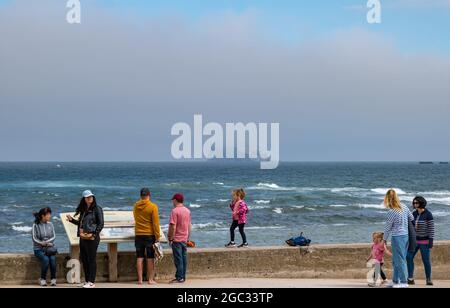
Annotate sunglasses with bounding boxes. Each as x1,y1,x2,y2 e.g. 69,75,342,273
413,201,420,205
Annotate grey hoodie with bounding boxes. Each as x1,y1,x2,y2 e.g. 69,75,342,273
32,222,56,250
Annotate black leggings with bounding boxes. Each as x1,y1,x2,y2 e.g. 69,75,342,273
380,264,387,281
230,220,247,243
80,237,100,283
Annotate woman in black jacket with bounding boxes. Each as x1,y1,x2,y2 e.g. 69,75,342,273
407,196,435,286
66,190,104,288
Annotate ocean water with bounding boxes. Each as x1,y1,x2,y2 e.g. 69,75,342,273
1,162,449,253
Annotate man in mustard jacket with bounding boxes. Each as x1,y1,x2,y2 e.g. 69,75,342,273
133,187,161,285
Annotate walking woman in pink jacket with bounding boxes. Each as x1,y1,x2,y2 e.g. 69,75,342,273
225,188,249,248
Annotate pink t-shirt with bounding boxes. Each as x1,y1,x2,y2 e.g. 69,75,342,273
372,243,385,263
169,205,191,243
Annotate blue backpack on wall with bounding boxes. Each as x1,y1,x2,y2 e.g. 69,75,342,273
286,232,311,247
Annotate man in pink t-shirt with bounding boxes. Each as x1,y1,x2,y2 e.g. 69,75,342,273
168,193,192,283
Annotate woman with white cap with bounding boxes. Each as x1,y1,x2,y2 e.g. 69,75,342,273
66,190,104,288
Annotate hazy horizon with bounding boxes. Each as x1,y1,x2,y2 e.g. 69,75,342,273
0,160,447,163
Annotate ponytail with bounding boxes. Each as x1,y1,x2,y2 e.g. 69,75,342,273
33,212,40,224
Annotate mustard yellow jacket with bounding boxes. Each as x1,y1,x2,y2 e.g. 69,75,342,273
133,199,161,239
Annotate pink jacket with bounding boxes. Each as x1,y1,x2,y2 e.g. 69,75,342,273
230,200,249,224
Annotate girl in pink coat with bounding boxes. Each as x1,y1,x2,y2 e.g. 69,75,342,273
225,188,249,248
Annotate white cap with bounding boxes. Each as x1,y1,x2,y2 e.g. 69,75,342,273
82,190,94,198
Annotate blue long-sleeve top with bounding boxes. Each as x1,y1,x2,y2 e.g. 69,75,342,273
384,204,414,241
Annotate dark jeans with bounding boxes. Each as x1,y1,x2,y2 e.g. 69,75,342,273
80,236,100,283
172,242,187,281
230,220,246,243
34,249,56,280
407,243,432,280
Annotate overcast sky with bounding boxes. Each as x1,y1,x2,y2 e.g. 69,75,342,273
0,0,449,161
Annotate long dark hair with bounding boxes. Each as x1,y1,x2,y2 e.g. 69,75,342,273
75,196,97,216
33,207,52,224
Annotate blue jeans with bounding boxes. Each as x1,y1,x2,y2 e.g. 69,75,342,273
34,249,56,280
391,235,409,284
172,242,187,281
407,244,432,280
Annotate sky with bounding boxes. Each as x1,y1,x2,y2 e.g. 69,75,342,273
0,0,449,161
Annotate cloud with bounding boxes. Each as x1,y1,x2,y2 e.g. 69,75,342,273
0,0,449,161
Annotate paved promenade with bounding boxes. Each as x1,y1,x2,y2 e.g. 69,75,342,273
2,278,450,288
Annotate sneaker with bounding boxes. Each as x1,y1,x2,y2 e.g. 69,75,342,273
393,283,409,289
78,282,88,288
426,279,434,286
169,278,185,284
407,279,415,285
82,282,96,288
385,282,396,288
50,279,57,287
225,242,236,248
238,243,249,248
39,279,47,287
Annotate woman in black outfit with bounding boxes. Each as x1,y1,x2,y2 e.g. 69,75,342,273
66,190,104,288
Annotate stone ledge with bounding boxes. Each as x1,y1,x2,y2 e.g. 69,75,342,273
1,241,449,285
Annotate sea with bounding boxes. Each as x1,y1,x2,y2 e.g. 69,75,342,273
0,162,449,253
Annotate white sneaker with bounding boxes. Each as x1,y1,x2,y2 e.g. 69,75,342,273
39,279,47,287
78,282,88,288
50,279,57,287
392,283,409,288
83,282,96,288
385,282,395,288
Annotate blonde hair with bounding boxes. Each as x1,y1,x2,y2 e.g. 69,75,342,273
384,189,402,211
233,188,246,200
372,232,384,241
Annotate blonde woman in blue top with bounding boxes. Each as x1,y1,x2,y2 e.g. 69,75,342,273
383,189,414,288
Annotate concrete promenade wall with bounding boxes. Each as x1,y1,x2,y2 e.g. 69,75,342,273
1,241,450,285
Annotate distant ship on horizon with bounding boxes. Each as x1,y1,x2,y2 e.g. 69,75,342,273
419,161,449,165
